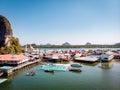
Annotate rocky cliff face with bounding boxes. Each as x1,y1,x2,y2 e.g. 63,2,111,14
0,15,12,47
0,15,22,54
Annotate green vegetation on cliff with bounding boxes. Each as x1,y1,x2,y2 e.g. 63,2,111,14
0,37,23,54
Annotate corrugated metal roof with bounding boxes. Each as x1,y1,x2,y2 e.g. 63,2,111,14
0,54,28,61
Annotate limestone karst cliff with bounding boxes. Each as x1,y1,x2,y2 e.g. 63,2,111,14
0,15,22,54
0,15,13,47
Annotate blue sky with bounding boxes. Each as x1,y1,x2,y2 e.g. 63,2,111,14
0,0,119,45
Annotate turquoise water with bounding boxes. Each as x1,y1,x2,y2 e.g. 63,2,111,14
0,60,120,90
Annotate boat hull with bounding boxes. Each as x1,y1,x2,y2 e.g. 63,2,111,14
44,70,54,73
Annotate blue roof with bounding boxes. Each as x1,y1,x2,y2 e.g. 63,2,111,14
0,66,13,69
41,64,68,71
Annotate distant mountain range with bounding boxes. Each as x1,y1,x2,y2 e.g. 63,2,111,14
26,42,120,46
85,42,92,45
62,42,71,46
115,43,120,46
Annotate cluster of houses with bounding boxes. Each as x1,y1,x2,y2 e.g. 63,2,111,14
40,49,120,63
0,54,29,66
0,46,40,66
0,48,120,77
0,48,120,66
0,49,40,77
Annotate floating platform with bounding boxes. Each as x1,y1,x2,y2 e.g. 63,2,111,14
0,78,7,84
41,64,69,71
74,56,99,63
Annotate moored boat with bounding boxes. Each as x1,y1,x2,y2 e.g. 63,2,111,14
44,70,54,73
100,54,114,62
70,63,82,67
69,68,82,72
0,78,8,84
26,70,36,76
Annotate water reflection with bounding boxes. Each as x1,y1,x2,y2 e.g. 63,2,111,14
81,62,99,67
114,59,120,63
100,61,113,69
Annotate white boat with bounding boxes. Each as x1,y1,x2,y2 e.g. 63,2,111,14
100,54,114,62
0,79,7,84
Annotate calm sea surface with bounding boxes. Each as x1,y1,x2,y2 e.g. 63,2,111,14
0,59,120,90
39,48,120,51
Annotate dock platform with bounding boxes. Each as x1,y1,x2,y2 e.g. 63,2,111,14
0,59,41,77
74,56,99,63
41,64,69,71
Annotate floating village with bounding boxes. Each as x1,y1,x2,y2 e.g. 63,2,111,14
0,45,120,84
0,0,120,89
0,15,120,87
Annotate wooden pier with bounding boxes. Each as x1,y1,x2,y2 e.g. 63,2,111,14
0,59,41,77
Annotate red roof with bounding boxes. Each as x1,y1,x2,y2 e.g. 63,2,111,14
0,54,28,61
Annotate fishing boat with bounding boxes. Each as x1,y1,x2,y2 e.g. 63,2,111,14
70,63,82,67
0,79,8,84
69,68,82,72
44,70,54,73
26,70,36,76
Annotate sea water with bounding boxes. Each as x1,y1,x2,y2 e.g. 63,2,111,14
0,59,120,90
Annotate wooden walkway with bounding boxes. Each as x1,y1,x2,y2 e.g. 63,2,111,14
1,59,41,77
11,59,40,71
